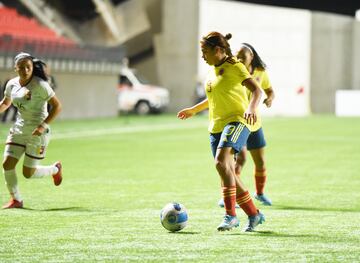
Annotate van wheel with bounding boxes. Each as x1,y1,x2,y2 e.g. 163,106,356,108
135,101,151,115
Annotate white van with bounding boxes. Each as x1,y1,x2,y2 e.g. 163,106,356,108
117,65,169,115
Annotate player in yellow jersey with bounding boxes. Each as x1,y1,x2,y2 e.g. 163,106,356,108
177,32,265,232
237,43,274,205
218,43,275,208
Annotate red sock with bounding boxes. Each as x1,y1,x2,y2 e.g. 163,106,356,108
222,186,236,216
255,169,267,195
236,190,257,216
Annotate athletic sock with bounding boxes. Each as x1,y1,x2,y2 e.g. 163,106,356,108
31,165,58,178
255,169,267,195
222,186,236,216
236,190,258,216
4,169,22,201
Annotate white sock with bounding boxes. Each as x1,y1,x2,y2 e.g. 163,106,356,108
31,165,58,178
4,169,22,201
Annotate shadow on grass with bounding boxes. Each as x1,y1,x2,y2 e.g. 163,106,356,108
271,205,358,213
22,206,91,212
168,231,200,235
230,231,318,238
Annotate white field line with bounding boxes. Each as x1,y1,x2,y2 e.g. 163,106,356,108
52,122,206,140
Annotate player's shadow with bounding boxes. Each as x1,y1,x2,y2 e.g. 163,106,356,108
230,231,318,238
22,206,91,212
271,205,358,213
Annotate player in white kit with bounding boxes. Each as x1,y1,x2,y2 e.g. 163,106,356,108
0,52,63,209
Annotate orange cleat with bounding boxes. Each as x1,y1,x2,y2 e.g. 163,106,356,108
52,161,62,186
2,198,23,209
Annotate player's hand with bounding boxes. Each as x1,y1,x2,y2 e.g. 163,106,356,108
244,108,257,125
263,98,272,108
177,108,195,120
32,125,45,136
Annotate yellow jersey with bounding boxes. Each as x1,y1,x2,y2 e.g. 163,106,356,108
205,57,252,133
245,68,272,132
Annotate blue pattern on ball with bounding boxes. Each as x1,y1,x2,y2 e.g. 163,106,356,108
176,212,188,223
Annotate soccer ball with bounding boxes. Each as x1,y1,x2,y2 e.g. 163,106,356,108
160,202,188,232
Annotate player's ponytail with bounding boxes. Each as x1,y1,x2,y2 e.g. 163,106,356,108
32,58,48,81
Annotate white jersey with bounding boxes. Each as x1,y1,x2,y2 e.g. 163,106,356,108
4,76,55,135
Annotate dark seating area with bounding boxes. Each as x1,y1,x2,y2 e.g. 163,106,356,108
0,6,124,63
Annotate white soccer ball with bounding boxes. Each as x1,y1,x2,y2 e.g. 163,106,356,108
160,202,188,232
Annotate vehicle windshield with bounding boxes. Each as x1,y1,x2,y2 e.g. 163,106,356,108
134,72,149,85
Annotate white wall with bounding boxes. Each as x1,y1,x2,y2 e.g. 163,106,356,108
352,20,360,90
54,72,118,119
155,0,200,111
0,69,118,119
310,12,353,113
198,0,311,116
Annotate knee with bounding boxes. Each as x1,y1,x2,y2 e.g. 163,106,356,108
236,153,246,167
3,160,16,171
22,167,34,178
255,159,266,170
215,155,229,173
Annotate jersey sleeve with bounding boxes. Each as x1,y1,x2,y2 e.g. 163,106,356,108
261,71,272,90
40,80,55,101
236,62,252,84
4,81,12,99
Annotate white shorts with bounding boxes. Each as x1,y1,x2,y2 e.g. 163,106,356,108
4,128,51,168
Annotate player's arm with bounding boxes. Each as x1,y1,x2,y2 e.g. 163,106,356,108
263,87,275,107
177,98,209,120
44,95,62,124
0,97,11,114
242,78,262,125
32,95,62,136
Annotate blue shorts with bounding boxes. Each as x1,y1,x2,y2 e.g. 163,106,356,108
246,127,266,150
209,122,250,158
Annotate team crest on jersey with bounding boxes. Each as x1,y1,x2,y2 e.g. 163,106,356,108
38,146,45,155
206,81,212,92
219,68,224,75
25,91,32,100
256,77,261,83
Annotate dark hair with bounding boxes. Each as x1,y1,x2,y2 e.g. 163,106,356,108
32,58,48,81
240,43,266,70
201,32,233,57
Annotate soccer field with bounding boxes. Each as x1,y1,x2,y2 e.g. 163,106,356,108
0,115,359,262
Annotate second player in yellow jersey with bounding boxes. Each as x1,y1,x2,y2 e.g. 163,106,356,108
235,43,275,206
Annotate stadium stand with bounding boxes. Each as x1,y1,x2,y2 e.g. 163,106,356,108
0,6,124,63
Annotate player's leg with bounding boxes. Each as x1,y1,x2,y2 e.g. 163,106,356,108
229,125,265,232
218,147,246,208
2,143,25,209
234,146,247,177
218,140,247,208
214,147,239,231
249,148,271,205
248,128,272,206
22,158,61,183
211,133,234,208
216,122,254,231
23,131,62,185
234,170,265,232
217,147,247,208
